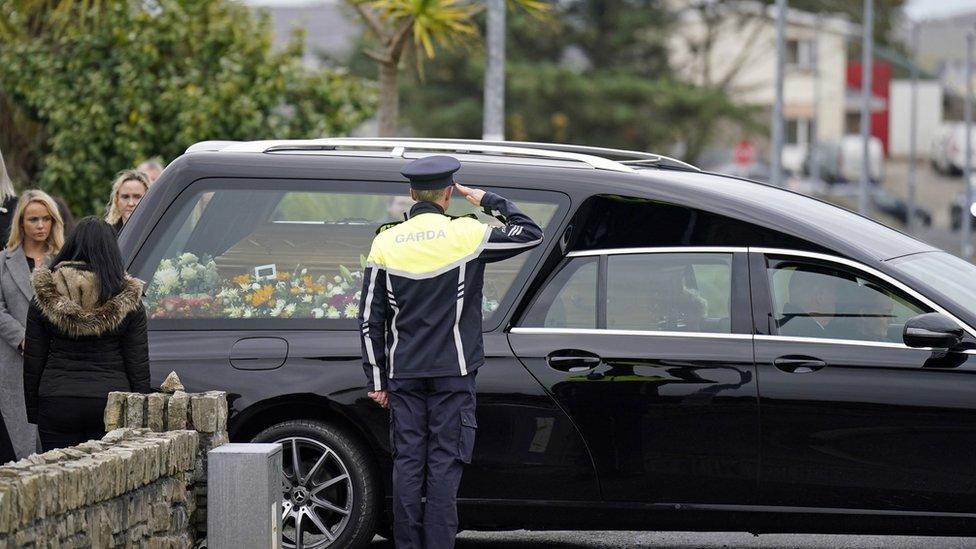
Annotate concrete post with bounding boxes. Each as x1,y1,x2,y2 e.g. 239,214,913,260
208,443,284,549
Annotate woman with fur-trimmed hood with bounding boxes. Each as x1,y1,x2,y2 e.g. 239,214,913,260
23,217,149,451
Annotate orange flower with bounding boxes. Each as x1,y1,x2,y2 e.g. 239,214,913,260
276,271,290,281
289,287,301,295
232,274,251,285
302,275,314,286
250,285,274,307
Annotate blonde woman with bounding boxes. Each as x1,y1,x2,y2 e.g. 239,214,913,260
0,148,19,246
0,190,63,458
105,169,150,235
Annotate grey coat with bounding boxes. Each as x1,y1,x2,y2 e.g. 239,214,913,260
0,247,40,458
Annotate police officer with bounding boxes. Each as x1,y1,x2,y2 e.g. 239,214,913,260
357,155,543,549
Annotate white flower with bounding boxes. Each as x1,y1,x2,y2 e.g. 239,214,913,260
301,295,313,303
284,303,296,315
354,291,361,300
251,283,261,291
226,306,244,317
154,268,179,294
271,302,285,317
312,307,324,318
343,303,359,318
301,268,308,275
180,266,198,281
216,288,236,300
325,306,340,319
333,275,342,283
178,252,198,266
243,309,253,318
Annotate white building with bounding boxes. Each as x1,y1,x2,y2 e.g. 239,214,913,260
668,1,858,172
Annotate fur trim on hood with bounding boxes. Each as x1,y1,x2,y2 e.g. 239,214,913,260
32,261,144,337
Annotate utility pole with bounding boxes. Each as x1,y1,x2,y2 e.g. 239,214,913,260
963,31,974,259
771,0,787,187
858,0,873,216
907,21,918,234
811,15,822,184
483,0,505,141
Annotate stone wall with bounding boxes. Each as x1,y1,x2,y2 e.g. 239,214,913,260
104,389,230,537
0,384,229,548
0,429,198,548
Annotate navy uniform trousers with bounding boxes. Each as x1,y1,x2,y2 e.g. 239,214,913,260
388,372,477,549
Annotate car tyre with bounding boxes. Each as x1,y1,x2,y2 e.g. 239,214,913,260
253,419,378,549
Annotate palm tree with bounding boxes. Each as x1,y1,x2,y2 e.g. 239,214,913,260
348,0,546,136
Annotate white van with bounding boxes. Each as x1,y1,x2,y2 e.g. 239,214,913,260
806,134,884,184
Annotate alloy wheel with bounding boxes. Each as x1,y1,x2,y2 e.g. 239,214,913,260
276,436,354,548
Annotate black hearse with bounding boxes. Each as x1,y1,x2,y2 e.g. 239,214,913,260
120,138,976,548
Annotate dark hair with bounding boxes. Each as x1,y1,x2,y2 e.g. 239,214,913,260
50,216,125,303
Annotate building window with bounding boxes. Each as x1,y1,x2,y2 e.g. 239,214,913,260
785,118,812,146
786,38,814,70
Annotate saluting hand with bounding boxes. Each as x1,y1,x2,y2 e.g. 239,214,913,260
454,183,485,206
368,390,389,409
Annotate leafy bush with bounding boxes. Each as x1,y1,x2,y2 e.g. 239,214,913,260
0,0,376,215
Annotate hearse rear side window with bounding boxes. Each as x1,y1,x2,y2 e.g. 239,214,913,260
133,179,566,329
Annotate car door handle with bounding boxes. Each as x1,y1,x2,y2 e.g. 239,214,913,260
773,356,826,374
547,350,602,373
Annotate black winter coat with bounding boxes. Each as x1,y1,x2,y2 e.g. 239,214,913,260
23,261,149,423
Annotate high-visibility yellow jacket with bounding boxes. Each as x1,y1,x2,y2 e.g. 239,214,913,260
358,192,543,390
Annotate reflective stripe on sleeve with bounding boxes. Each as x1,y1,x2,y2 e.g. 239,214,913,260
387,271,400,379
454,263,467,376
362,267,381,391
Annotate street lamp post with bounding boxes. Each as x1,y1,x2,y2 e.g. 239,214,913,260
907,21,918,235
771,0,787,187
963,32,974,259
858,0,873,216
483,0,506,141
811,15,822,185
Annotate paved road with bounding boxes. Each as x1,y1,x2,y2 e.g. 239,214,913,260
371,531,975,547
825,158,967,255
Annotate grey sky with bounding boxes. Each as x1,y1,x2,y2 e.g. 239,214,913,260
905,0,976,21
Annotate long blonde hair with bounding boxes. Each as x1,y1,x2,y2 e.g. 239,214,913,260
6,189,65,254
0,147,16,202
105,169,150,225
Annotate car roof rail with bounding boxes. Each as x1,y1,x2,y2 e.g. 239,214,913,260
337,137,701,171
187,138,699,173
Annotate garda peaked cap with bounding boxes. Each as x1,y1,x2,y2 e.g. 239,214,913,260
400,155,461,190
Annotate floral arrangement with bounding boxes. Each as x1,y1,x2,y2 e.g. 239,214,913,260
144,253,222,318
145,253,363,320
145,252,503,320
215,265,361,319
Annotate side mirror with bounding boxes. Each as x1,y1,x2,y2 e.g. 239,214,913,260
903,313,964,350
